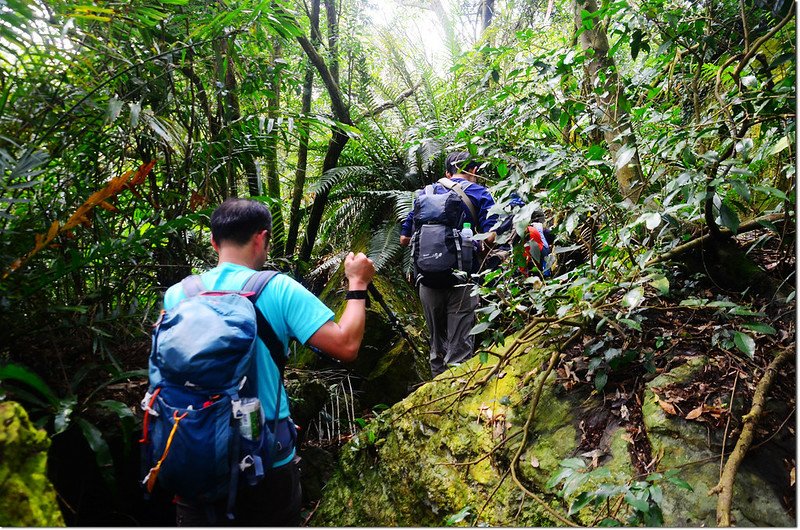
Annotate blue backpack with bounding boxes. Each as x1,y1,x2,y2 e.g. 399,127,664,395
139,271,289,520
411,178,479,288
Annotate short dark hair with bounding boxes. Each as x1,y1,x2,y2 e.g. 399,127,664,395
210,198,272,246
446,151,480,175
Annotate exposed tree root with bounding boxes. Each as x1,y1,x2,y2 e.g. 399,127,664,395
509,329,583,527
710,347,792,526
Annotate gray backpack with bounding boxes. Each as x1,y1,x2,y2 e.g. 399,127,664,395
411,179,478,288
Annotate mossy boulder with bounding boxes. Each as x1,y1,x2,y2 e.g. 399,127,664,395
0,401,65,526
310,335,794,526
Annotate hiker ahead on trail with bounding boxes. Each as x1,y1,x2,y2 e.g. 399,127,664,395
399,151,498,377
140,198,374,526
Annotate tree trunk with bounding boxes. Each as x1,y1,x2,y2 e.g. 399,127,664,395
266,39,285,257
296,0,353,265
574,0,644,202
480,0,495,31
214,36,261,199
298,129,349,264
286,0,320,258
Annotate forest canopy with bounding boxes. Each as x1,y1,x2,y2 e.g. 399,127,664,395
0,0,794,526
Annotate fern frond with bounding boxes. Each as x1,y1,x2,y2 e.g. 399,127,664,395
391,190,415,223
368,221,402,272
310,165,372,194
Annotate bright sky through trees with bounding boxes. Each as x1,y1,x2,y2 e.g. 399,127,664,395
364,1,451,70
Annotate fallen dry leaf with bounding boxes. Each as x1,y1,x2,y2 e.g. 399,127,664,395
530,456,540,468
685,405,704,420
658,399,677,416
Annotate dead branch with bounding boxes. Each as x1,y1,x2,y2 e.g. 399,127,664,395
646,213,786,266
357,80,423,121
710,347,792,526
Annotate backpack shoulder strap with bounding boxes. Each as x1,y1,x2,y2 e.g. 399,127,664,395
180,275,206,298
242,270,279,297
437,178,479,230
243,271,286,376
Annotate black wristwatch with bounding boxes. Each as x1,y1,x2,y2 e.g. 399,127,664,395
345,290,368,300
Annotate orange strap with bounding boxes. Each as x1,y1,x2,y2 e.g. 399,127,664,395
139,387,162,444
145,410,188,493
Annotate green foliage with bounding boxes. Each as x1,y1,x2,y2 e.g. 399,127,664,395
547,457,693,526
0,363,146,487
0,0,794,521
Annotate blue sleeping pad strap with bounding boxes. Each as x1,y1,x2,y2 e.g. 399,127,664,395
225,270,284,521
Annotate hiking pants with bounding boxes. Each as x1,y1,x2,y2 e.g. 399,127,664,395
419,283,479,377
175,455,302,526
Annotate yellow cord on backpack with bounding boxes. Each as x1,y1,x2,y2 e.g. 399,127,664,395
144,410,188,493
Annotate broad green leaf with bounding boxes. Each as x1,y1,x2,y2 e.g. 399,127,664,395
667,476,694,491
733,331,755,358
546,467,574,489
569,492,593,515
619,318,642,331
561,457,587,470
718,201,739,233
97,399,135,456
679,298,707,307
770,136,791,155
615,145,636,169
741,75,757,88
564,213,579,235
644,212,661,230
54,396,77,434
469,321,490,335
497,161,508,178
594,371,608,391
622,287,644,309
0,364,59,407
75,417,115,487
649,484,663,505
740,323,776,335
650,276,669,295
129,101,141,128
106,97,123,124
729,307,766,317
707,301,737,308
624,491,650,512
444,506,472,526
563,470,590,497
729,179,751,201
752,184,788,201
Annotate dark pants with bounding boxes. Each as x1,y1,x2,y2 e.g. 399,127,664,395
176,456,303,526
419,283,479,377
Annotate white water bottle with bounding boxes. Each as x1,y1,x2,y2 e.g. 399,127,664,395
461,222,474,272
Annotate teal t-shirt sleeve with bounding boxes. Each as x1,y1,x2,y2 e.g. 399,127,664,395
269,275,334,345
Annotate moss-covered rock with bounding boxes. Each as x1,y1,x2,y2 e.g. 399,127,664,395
0,401,64,527
643,359,795,527
310,334,794,527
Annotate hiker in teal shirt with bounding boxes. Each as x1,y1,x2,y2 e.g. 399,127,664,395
164,198,375,526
